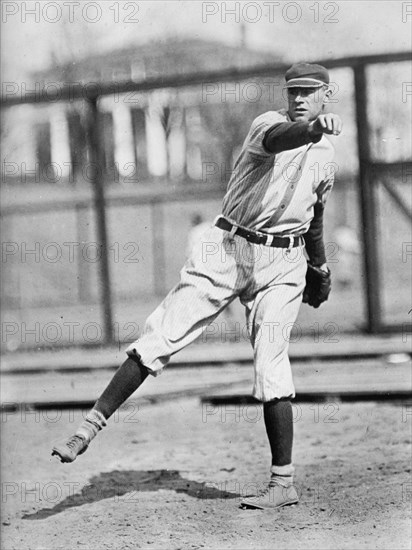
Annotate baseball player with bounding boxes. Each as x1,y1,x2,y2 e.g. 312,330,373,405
52,63,342,510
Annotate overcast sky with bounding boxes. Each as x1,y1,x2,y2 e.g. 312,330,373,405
1,0,411,81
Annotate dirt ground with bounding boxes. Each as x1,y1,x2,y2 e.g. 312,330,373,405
1,397,411,550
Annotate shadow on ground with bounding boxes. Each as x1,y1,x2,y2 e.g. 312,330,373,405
23,470,240,520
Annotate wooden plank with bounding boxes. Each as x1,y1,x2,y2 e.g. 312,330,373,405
1,336,411,373
2,359,410,409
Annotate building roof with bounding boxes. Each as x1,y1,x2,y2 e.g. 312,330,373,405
32,37,281,83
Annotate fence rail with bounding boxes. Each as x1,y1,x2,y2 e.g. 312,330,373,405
1,51,410,107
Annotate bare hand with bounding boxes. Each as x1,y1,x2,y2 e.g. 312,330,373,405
310,114,342,136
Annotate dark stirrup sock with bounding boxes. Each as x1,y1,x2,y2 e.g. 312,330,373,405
263,399,294,466
76,356,149,442
95,355,149,419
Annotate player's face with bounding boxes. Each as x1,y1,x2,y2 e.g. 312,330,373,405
287,86,328,122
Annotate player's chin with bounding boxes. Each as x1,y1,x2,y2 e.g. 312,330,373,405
291,111,309,122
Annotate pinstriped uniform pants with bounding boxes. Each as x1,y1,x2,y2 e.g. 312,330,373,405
125,224,307,402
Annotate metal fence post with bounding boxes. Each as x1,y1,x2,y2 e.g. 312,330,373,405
353,64,382,333
151,201,166,296
85,95,113,344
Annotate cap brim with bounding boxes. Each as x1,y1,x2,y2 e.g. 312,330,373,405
285,78,327,88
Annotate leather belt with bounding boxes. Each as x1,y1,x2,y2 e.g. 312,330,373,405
215,217,303,248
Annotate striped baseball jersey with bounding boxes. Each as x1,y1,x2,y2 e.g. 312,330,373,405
221,109,335,236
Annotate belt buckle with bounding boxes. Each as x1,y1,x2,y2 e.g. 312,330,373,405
254,230,268,245
250,231,275,246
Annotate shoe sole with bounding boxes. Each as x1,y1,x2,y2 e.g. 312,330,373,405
51,444,88,463
51,450,74,463
240,499,299,510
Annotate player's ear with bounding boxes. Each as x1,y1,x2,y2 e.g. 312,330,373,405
323,85,333,104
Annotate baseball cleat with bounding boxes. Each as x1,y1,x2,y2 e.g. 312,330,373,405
240,483,299,510
52,434,89,463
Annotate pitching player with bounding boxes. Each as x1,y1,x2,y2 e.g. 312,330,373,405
52,63,342,510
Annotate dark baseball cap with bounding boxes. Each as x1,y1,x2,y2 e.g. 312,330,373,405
285,63,329,88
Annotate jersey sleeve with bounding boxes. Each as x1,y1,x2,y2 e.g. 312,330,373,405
263,121,322,154
303,202,326,266
245,112,286,157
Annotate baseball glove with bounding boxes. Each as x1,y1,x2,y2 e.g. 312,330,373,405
302,264,331,308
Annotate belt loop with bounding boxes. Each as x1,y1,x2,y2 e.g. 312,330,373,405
286,235,293,254
265,234,274,246
229,223,237,237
